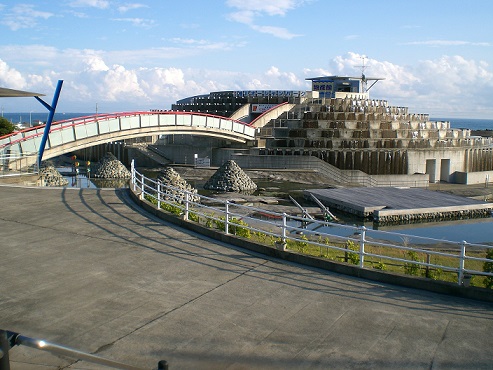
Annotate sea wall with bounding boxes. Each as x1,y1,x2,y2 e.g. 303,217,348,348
374,204,493,224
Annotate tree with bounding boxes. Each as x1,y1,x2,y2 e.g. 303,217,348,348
0,117,16,136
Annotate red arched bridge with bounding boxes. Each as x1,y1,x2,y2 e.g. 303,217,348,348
0,111,256,165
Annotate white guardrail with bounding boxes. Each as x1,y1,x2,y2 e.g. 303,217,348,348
0,152,38,176
130,161,493,287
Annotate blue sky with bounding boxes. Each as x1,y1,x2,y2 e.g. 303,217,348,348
0,0,492,118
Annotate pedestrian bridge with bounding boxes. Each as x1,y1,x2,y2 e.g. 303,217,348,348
0,111,256,162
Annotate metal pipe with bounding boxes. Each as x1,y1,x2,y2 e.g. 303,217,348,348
0,330,11,370
13,334,145,370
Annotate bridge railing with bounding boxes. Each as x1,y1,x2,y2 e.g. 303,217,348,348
0,112,256,158
0,151,39,177
130,162,493,288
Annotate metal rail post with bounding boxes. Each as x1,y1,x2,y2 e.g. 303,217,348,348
225,201,229,235
184,192,189,221
282,213,287,244
458,240,466,285
157,183,161,210
359,226,366,268
140,173,145,200
131,160,136,191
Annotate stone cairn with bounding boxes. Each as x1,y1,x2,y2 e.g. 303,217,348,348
204,160,257,192
93,152,131,179
39,164,69,187
156,167,200,204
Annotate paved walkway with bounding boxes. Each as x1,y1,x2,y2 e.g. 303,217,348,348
0,185,492,369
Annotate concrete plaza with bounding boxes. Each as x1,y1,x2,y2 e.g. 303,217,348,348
0,185,492,369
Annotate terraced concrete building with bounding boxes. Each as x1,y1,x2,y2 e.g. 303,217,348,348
167,76,493,185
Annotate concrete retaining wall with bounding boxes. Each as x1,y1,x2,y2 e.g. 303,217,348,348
451,170,493,185
406,149,466,181
371,174,429,187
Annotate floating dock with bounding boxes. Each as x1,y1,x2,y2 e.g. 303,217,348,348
304,187,493,223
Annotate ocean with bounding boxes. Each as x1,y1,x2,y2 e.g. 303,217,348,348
431,117,493,131
1,112,93,126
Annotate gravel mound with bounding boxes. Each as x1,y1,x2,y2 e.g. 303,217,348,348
93,153,131,179
204,160,257,192
156,167,200,204
40,164,69,187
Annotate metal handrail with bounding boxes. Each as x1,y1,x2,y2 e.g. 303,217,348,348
0,330,167,370
0,152,39,176
0,111,255,149
131,161,493,286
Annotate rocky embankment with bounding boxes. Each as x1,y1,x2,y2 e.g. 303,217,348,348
39,165,69,187
93,153,131,179
375,208,493,224
204,160,257,192
157,167,200,204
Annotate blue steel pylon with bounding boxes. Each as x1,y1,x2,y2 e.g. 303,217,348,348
35,80,63,169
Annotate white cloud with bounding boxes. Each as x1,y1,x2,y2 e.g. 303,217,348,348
226,0,303,16
226,0,306,39
250,24,302,39
1,49,492,118
265,66,303,86
1,4,54,31
0,59,26,88
112,17,156,28
68,0,110,9
102,65,147,101
404,40,491,47
84,55,110,72
169,38,242,50
118,3,148,13
303,52,493,117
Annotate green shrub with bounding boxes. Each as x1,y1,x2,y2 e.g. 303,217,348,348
253,231,268,243
404,250,420,276
373,261,386,270
483,248,493,289
188,212,199,222
229,217,251,238
296,234,309,253
162,202,182,215
345,240,359,265
205,213,214,228
213,217,226,231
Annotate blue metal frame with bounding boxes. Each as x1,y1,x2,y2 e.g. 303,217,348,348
35,80,63,168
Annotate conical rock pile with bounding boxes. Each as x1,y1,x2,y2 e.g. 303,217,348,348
93,152,131,179
156,167,200,204
204,160,257,192
39,164,69,187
